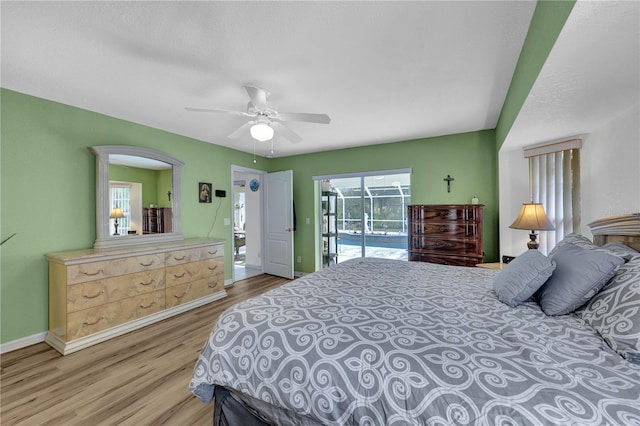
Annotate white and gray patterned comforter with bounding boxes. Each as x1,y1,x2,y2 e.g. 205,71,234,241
190,258,640,425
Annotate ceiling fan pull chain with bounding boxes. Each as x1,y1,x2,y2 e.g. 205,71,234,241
253,140,257,164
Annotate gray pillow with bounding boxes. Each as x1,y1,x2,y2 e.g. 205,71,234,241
537,243,625,316
581,255,640,362
550,233,630,261
493,250,556,307
602,242,639,261
549,233,596,256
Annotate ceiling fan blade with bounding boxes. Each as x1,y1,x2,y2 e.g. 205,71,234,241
275,112,331,124
227,121,254,139
185,107,250,117
272,122,303,144
244,85,269,110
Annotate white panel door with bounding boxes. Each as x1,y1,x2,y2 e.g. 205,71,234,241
263,170,294,279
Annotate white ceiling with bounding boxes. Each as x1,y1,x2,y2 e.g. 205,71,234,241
4,2,637,159
110,154,172,170
1,1,537,158
504,0,640,150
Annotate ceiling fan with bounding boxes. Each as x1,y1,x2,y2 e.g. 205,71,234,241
186,85,331,144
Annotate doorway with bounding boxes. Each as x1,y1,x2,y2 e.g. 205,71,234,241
231,168,264,282
231,166,295,282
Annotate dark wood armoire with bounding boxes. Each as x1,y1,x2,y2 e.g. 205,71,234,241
408,204,484,267
143,207,172,234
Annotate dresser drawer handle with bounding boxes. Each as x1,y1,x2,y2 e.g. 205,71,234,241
208,249,218,255
208,282,218,288
140,260,155,267
83,317,104,326
174,291,188,299
83,290,104,299
140,279,155,286
173,272,186,279
173,255,187,261
82,269,104,276
208,265,218,271
140,301,156,309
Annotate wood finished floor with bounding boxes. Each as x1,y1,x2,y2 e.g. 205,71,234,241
0,274,291,426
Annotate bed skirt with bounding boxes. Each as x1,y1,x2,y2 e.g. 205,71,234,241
213,387,271,426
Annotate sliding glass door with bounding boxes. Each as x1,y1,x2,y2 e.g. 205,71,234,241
316,169,410,266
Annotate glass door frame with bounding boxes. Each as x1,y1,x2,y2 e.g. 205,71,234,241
313,168,411,268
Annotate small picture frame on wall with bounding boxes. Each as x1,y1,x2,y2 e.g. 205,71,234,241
199,182,212,203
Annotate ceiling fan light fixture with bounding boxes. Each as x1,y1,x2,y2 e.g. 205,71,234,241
250,122,274,142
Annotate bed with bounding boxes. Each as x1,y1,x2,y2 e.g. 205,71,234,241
190,214,640,425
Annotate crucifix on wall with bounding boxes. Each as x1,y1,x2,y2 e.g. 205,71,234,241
443,174,454,193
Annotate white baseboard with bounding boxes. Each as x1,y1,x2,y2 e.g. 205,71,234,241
0,332,47,354
294,270,307,277
224,278,233,286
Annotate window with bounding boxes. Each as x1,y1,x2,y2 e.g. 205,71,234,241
525,138,581,254
110,182,131,235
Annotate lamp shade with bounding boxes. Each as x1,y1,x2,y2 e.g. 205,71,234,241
250,122,274,142
109,207,125,219
509,203,555,231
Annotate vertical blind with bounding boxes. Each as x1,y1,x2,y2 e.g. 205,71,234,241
525,139,581,254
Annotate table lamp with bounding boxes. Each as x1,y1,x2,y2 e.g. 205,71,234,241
109,207,125,235
509,203,555,249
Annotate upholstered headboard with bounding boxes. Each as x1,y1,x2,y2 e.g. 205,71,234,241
588,213,640,251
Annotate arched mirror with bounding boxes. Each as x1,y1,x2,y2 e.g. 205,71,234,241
91,145,184,249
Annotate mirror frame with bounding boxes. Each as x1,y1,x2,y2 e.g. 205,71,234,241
91,145,184,249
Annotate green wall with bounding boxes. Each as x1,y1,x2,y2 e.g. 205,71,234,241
271,130,499,273
0,89,261,343
157,169,173,209
110,164,163,208
1,0,574,344
109,164,173,208
495,0,575,149
0,89,498,345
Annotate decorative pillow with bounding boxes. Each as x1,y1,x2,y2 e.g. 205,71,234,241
549,233,596,256
550,233,630,262
537,243,625,316
602,242,639,261
493,250,556,307
581,255,640,362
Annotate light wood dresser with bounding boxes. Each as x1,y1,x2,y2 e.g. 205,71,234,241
408,204,484,267
45,238,225,355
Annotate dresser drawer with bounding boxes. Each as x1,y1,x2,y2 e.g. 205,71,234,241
165,275,224,308
410,236,481,254
409,252,482,267
410,222,479,237
165,245,224,266
67,290,165,340
66,253,165,285
165,258,223,287
409,206,481,223
67,269,165,313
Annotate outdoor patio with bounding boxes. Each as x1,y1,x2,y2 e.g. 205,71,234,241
337,243,408,263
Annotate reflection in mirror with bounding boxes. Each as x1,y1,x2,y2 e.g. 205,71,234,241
109,155,173,236
91,146,184,249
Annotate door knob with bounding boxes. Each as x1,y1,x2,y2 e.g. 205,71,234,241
286,228,292,232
